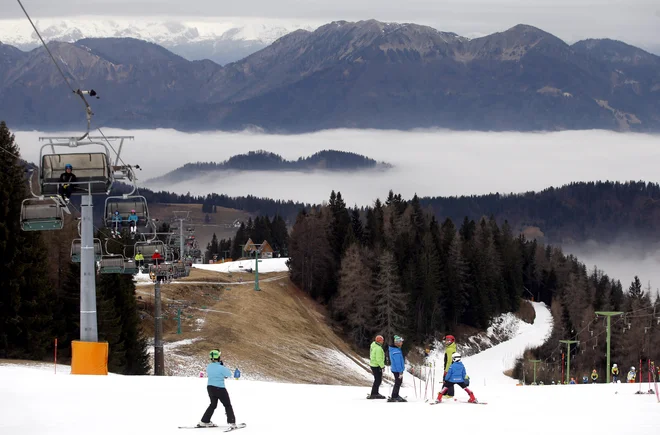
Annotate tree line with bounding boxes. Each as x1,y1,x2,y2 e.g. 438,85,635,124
285,188,660,373
514,272,660,384
204,215,289,263
0,121,149,373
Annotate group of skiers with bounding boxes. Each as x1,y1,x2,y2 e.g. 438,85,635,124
368,334,478,404
556,363,645,385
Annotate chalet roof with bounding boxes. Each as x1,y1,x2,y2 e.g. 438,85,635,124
260,240,274,253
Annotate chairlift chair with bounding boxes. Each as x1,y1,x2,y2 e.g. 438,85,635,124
99,254,126,274
40,152,113,196
20,197,64,231
104,195,150,229
71,238,102,262
134,240,166,264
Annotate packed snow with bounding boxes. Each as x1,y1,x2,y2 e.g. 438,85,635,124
193,258,289,273
2,302,658,435
426,301,554,385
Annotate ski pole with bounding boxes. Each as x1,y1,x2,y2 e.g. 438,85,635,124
412,366,417,399
431,361,435,400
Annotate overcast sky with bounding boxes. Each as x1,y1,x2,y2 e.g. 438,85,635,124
7,0,660,48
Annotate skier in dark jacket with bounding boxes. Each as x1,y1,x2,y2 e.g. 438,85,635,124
58,163,77,201
388,335,406,402
436,353,478,403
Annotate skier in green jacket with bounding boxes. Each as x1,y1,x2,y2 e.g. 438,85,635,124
439,335,457,401
368,335,386,399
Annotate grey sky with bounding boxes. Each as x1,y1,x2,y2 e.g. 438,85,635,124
7,0,660,49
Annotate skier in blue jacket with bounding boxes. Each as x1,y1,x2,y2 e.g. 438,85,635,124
388,335,407,402
436,353,478,403
198,349,238,429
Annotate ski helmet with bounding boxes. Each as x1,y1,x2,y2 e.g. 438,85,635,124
452,353,462,362
613,364,617,368
394,335,404,343
375,335,384,344
131,209,136,213
631,366,635,371
210,349,221,361
65,164,72,170
445,335,455,343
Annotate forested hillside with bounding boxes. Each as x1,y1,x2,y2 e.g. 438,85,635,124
280,188,660,379
122,181,660,247
0,122,149,372
419,181,660,245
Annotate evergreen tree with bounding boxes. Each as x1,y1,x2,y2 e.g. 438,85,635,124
333,244,375,346
628,276,643,300
231,223,248,260
0,121,56,359
372,250,408,343
350,208,364,245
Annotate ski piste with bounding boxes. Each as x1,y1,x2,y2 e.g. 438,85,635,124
430,400,487,405
179,423,247,431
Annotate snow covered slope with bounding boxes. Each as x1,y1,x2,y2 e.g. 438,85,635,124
463,301,553,385
1,358,658,435
0,17,319,64
193,258,289,273
426,301,553,385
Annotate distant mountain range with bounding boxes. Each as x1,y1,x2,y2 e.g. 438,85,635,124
0,17,317,65
144,150,391,185
1,20,659,133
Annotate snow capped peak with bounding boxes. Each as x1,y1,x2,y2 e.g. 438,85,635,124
0,16,319,49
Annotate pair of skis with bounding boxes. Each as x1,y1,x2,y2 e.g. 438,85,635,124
429,399,487,405
50,195,71,214
179,423,246,431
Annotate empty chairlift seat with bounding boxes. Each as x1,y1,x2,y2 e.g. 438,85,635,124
99,255,125,274
71,238,103,262
20,198,64,231
104,196,150,228
40,153,112,196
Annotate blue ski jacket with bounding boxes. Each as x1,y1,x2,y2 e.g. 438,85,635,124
388,346,405,373
207,362,232,388
445,361,467,383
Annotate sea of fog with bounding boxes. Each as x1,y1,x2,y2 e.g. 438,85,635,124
12,127,660,290
14,128,660,206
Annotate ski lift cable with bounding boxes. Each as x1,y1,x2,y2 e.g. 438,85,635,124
16,0,96,141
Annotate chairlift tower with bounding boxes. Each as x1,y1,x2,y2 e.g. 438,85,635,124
38,135,133,342
595,311,624,383
172,211,191,261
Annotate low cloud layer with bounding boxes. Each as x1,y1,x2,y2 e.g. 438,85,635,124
13,128,660,206
565,240,660,295
13,126,660,288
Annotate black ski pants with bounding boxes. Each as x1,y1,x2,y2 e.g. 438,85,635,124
392,372,403,398
58,183,73,199
370,366,383,395
442,381,470,397
201,386,235,424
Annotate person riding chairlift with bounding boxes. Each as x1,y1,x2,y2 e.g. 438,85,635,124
152,249,163,266
127,209,139,234
58,163,77,202
111,210,122,236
